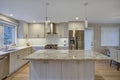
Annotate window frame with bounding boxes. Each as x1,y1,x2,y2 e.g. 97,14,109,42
0,21,17,48
101,26,119,46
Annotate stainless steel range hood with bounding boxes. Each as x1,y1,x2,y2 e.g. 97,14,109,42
46,23,59,38
47,23,57,34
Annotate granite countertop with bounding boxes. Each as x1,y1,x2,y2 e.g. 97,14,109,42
24,50,110,60
0,46,31,55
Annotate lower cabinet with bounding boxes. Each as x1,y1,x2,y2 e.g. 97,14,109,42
46,61,61,80
62,61,77,80
78,61,94,80
30,61,61,80
30,60,94,80
9,47,32,74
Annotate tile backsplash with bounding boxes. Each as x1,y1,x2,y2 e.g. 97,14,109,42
17,38,68,47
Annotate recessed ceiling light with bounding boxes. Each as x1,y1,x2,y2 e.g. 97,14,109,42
75,17,79,20
10,14,13,16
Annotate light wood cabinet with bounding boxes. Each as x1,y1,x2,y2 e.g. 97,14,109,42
18,21,28,38
56,23,68,38
9,47,32,74
28,23,45,38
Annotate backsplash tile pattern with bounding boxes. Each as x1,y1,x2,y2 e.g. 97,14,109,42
17,38,68,47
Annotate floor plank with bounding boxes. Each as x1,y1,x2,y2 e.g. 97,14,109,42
5,61,120,80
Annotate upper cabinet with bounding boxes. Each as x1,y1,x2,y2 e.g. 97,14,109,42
18,22,69,38
18,21,28,38
56,23,68,38
28,23,45,38
68,21,84,30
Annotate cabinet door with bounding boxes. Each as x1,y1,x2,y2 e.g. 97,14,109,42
15,52,21,70
78,61,94,80
30,60,46,80
9,52,17,74
62,61,78,80
46,61,61,80
9,48,30,74
19,50,25,66
56,23,68,38
28,24,45,38
18,21,28,38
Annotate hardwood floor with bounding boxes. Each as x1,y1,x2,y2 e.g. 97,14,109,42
5,61,120,80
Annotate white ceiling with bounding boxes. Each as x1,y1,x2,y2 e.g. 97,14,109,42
0,0,120,23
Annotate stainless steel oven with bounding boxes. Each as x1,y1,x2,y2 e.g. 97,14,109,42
0,54,9,80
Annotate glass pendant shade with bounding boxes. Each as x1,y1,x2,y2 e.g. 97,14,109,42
84,18,88,28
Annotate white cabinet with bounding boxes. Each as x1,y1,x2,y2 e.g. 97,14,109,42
30,60,46,80
62,61,77,80
30,60,95,80
46,61,61,80
30,60,61,80
78,61,94,80
56,23,68,38
9,52,19,74
18,21,28,38
68,21,84,30
9,47,32,74
28,23,45,38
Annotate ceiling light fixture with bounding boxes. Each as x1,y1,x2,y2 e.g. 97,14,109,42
84,1,88,28
45,2,50,27
75,17,79,20
10,14,13,16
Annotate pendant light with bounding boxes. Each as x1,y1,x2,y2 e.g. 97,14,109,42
45,2,50,36
84,1,88,28
45,2,50,26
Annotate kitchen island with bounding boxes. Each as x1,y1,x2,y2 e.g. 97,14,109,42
24,50,110,80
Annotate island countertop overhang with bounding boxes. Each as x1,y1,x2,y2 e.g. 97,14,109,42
24,50,110,61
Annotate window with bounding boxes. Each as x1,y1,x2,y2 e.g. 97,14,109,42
101,27,119,46
0,22,17,48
